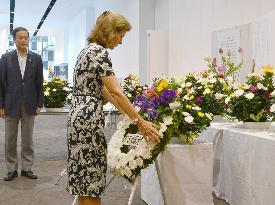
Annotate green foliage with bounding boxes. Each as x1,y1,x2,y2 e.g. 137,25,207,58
43,78,71,108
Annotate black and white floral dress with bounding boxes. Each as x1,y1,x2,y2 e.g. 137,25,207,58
67,43,114,197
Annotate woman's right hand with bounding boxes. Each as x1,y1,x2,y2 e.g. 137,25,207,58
136,118,161,144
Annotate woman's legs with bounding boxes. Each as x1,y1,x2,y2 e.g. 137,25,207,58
78,196,101,205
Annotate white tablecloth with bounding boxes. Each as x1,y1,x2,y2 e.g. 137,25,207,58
141,143,214,205
198,123,275,205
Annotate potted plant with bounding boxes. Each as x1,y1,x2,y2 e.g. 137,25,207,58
197,48,243,121
43,78,71,112
225,65,275,129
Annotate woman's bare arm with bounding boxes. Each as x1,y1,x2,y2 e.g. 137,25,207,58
102,86,125,114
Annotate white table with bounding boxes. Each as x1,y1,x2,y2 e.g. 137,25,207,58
198,123,275,205
141,143,214,205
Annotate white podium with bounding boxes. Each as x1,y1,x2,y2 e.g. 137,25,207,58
141,143,214,205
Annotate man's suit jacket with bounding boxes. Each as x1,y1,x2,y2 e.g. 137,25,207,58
0,50,44,117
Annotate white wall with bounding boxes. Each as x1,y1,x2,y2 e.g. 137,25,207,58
65,7,95,83
167,0,275,77
0,26,8,56
94,0,139,81
139,0,155,84
155,0,169,31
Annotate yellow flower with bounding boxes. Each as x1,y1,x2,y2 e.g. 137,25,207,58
208,84,213,88
46,87,51,91
177,88,183,94
130,74,138,80
189,95,194,100
198,112,205,117
262,65,274,73
186,105,192,109
230,93,235,98
156,79,169,91
137,88,142,91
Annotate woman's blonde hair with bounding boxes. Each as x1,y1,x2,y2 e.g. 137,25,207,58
88,11,131,48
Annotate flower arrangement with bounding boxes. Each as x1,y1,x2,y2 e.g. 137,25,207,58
182,72,232,116
108,77,212,181
43,78,71,108
120,74,145,103
225,65,275,122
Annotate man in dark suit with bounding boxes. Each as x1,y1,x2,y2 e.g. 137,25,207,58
0,27,43,181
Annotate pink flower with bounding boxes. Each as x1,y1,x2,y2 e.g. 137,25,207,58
195,96,202,103
238,47,243,54
218,65,226,73
212,58,217,67
249,86,258,93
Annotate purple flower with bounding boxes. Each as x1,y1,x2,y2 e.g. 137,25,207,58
224,104,229,109
148,108,158,119
249,86,258,93
151,96,161,107
159,90,177,104
195,96,202,103
134,95,150,111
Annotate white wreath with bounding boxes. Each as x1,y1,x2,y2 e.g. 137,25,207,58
107,115,173,179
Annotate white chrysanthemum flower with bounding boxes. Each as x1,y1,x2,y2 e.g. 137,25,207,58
159,123,167,133
163,116,173,125
127,93,132,97
184,115,194,124
189,88,195,94
183,95,190,100
203,88,211,94
134,106,141,112
192,106,201,111
52,88,57,92
244,92,254,100
63,87,70,91
270,104,275,112
257,83,267,90
169,101,181,110
234,89,244,97
214,93,224,100
186,82,192,87
225,97,231,104
44,91,50,96
210,79,217,84
205,113,212,120
182,112,190,116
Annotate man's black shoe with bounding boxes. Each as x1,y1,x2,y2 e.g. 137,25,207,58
21,170,38,179
4,171,18,181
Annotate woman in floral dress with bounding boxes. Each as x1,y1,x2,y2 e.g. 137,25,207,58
67,11,160,205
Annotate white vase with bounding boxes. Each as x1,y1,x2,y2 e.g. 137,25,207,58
45,108,64,112
243,122,271,130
